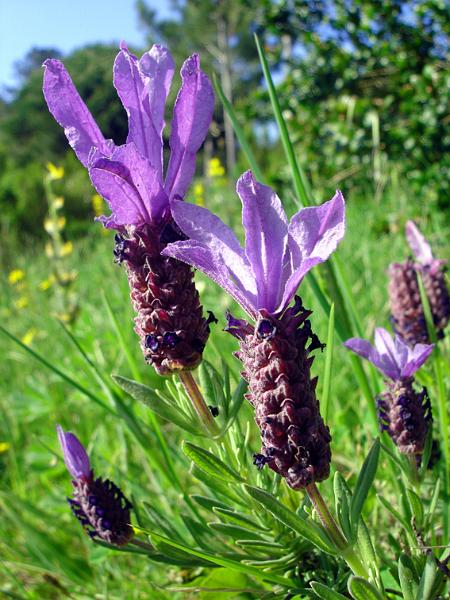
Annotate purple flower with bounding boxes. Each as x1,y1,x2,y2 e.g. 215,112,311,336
57,425,91,480
43,43,214,229
57,426,133,546
344,328,433,381
162,171,345,317
405,221,436,268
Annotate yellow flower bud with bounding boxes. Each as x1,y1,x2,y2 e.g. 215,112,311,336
53,196,65,209
14,297,29,310
21,328,38,346
0,442,10,453
45,242,54,257
60,241,73,256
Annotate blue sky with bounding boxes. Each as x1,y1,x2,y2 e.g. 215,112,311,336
0,0,173,90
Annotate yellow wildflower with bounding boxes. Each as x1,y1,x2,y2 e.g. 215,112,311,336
14,297,29,310
39,276,55,291
45,242,54,258
46,162,65,180
0,442,10,453
60,241,73,257
44,216,66,233
8,269,25,285
193,182,205,207
21,328,38,346
53,196,65,209
208,157,225,178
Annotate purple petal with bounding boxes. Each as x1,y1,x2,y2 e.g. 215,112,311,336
236,171,289,313
279,190,346,311
162,240,258,317
169,199,257,305
401,342,434,378
344,335,399,380
43,59,114,167
89,143,168,227
405,220,433,265
113,43,174,178
373,328,401,380
164,55,214,199
57,425,91,479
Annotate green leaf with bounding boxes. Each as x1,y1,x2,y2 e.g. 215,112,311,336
213,508,268,532
424,478,440,531
148,532,297,588
321,303,335,424
347,576,384,600
191,465,246,507
183,442,244,484
191,495,231,512
398,554,418,600
333,472,353,542
406,488,424,528
415,553,437,600
208,522,265,542
350,438,380,530
244,485,336,555
113,375,200,435
311,581,349,600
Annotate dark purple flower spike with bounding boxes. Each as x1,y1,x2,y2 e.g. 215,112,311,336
57,426,133,546
164,174,346,490
43,44,215,374
388,221,449,346
344,329,433,455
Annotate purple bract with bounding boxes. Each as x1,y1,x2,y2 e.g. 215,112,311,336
57,425,91,480
163,171,345,317
344,328,433,381
43,43,214,229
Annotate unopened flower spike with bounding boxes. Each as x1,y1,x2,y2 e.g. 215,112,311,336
344,329,433,455
57,426,134,546
43,43,215,375
388,221,449,346
163,171,346,490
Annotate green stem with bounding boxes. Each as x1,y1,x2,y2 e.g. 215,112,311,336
179,371,220,437
307,483,369,579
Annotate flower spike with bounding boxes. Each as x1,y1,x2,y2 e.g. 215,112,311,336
44,44,215,374
57,426,133,546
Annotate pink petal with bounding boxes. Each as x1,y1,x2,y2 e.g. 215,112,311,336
43,59,114,167
113,43,174,178
405,220,433,265
164,55,214,199
236,171,289,313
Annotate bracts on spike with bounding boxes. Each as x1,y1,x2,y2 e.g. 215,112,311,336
114,222,213,376
227,298,331,490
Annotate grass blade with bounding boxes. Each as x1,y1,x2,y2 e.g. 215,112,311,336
322,303,335,423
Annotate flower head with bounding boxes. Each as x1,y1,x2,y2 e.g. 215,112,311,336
57,426,133,546
163,171,345,318
344,328,433,381
43,43,214,229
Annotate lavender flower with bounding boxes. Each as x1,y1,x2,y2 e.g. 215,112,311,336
405,220,449,338
43,44,215,374
164,172,346,489
57,426,133,546
344,329,433,454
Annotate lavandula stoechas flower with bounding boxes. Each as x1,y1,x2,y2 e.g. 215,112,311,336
57,426,133,546
344,329,433,455
163,171,346,489
43,44,215,374
388,221,449,345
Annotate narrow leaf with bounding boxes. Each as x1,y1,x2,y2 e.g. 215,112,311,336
348,576,384,600
415,553,437,600
311,581,349,600
244,485,336,555
322,303,335,423
398,554,418,600
184,442,244,483
350,438,380,529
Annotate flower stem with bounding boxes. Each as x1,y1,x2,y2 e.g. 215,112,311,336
178,371,220,437
307,482,369,579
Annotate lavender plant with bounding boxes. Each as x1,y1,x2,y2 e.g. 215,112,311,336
0,37,444,599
